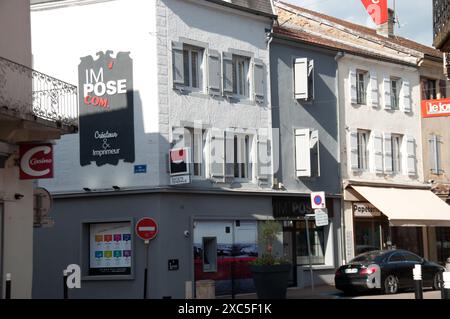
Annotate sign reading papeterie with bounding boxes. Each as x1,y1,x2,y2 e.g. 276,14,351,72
78,50,135,166
353,202,382,217
19,144,53,180
421,98,450,118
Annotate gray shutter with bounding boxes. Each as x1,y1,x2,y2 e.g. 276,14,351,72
224,130,235,182
429,135,439,174
349,130,359,170
222,52,233,95
207,49,221,95
172,41,184,87
349,68,357,104
370,70,379,108
383,76,391,110
209,129,225,181
257,131,271,183
383,133,393,174
373,132,384,173
406,136,417,176
295,129,311,177
253,58,265,104
294,58,308,100
402,80,411,113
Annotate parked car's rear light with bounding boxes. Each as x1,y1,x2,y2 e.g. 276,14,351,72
360,267,376,275
335,269,342,276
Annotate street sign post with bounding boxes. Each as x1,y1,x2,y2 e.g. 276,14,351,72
310,191,326,209
135,218,158,299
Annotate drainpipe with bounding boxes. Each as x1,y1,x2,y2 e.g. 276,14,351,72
334,51,345,265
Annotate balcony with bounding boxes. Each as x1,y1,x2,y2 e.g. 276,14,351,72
433,0,450,51
0,56,78,143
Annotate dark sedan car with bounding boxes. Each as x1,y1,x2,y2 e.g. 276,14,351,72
335,249,445,295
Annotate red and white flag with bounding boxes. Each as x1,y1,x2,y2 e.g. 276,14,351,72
360,0,388,25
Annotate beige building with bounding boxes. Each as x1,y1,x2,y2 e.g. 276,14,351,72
0,0,77,298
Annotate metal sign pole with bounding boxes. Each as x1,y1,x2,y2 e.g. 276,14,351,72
144,240,149,299
305,214,314,291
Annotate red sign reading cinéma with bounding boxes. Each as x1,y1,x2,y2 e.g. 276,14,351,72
421,98,450,118
19,144,54,180
360,0,388,25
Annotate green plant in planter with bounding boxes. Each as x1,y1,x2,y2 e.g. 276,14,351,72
250,220,290,266
249,220,291,299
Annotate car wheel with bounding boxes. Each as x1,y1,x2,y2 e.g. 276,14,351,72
384,275,399,294
433,272,442,290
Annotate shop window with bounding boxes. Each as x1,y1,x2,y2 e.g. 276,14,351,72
436,227,450,264
86,221,133,277
295,220,325,265
202,237,217,272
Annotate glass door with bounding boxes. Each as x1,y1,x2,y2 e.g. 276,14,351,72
282,222,296,287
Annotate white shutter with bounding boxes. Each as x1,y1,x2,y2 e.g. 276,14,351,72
369,71,379,108
210,129,225,181
253,58,265,104
207,49,221,95
294,58,308,100
383,76,391,110
373,132,384,173
222,52,233,95
172,41,184,87
295,129,311,177
401,80,411,113
349,68,357,104
383,133,393,174
349,130,359,170
257,132,271,182
429,135,438,174
406,136,417,176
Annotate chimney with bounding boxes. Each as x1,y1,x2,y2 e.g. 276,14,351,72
377,8,395,37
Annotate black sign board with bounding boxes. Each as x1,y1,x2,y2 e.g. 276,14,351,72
78,51,135,166
272,197,334,218
168,259,179,271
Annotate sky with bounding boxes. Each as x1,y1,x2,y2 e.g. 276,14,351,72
285,0,433,47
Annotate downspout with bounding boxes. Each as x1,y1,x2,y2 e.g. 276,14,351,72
334,51,346,265
266,18,275,188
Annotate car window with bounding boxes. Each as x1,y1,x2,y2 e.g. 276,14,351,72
350,251,385,263
388,253,405,263
402,252,422,263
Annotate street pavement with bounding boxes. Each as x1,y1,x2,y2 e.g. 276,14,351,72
223,285,443,299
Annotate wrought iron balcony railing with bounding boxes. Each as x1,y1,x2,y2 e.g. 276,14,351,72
433,0,450,50
0,56,78,127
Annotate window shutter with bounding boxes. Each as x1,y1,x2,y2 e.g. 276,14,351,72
373,132,384,173
224,130,235,182
257,132,271,183
209,129,225,181
172,41,184,87
383,133,393,174
439,79,447,98
370,71,379,108
349,68,357,104
253,58,265,104
222,52,233,95
294,58,308,100
383,76,391,110
406,136,417,176
295,129,311,177
207,49,221,95
401,80,411,113
310,130,320,177
349,130,359,171
429,135,442,175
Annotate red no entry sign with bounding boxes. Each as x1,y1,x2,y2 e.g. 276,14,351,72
135,218,158,241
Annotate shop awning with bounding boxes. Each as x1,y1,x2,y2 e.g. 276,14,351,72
352,186,450,227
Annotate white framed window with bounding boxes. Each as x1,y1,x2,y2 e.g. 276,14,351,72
183,45,204,91
233,134,253,180
295,129,320,177
356,70,367,105
232,55,250,99
185,128,206,178
390,77,400,110
357,130,370,171
391,134,403,174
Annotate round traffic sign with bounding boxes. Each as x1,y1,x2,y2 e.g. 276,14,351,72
314,195,323,206
135,218,158,241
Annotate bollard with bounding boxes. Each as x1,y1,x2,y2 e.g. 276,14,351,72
63,270,68,299
443,272,450,300
413,264,423,299
5,273,11,299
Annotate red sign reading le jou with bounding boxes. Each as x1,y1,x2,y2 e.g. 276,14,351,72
360,0,388,26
